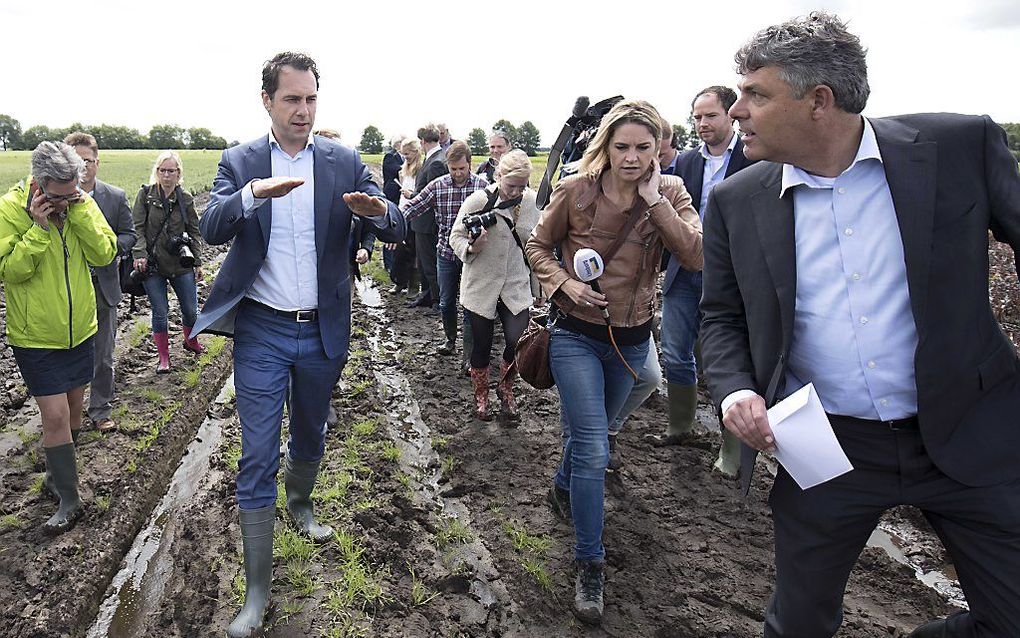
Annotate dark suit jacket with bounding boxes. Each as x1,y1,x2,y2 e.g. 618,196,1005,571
662,137,754,293
700,114,1020,488
193,134,406,359
382,150,403,204
91,179,136,307
410,148,448,234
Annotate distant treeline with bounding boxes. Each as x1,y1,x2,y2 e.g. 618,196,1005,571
1002,122,1020,161
0,114,235,151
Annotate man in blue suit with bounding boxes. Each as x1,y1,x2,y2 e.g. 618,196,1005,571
191,52,405,638
647,87,755,479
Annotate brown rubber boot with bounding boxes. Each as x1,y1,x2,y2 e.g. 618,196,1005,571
496,360,520,423
469,367,491,421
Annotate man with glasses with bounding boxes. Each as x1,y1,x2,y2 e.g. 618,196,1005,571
64,132,135,433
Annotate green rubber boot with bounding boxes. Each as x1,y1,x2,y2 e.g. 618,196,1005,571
712,428,741,480
42,443,83,534
438,313,458,355
647,383,698,446
284,454,334,543
226,505,276,638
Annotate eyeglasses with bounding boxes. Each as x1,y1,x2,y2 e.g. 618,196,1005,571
82,158,98,166
158,168,180,175
41,185,84,203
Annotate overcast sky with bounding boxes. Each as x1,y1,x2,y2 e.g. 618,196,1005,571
3,0,1018,147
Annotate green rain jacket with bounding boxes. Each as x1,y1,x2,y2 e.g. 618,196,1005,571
0,177,118,349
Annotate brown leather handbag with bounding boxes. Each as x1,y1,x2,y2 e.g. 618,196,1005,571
515,310,557,390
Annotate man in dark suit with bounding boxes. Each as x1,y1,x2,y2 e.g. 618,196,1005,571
65,132,135,432
700,13,1020,637
407,123,448,310
191,52,405,638
640,93,755,478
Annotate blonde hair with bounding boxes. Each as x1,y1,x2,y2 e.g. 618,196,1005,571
149,150,184,187
495,149,532,182
574,100,663,179
399,138,423,180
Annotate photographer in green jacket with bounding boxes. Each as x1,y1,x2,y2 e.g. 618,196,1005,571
0,141,117,534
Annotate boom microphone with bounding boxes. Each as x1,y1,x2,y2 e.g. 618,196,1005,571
572,96,590,120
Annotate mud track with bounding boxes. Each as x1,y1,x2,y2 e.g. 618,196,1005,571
0,180,1014,637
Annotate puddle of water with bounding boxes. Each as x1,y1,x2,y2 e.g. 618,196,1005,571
87,374,235,638
868,526,967,609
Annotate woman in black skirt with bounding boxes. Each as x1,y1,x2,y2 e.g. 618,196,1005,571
0,142,117,533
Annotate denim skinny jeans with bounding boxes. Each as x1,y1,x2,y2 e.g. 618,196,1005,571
143,270,198,333
550,325,649,562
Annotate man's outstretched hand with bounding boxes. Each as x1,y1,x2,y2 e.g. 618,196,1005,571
343,192,387,217
252,177,305,199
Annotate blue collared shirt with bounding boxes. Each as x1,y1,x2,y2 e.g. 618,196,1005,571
697,131,738,215
781,117,918,420
241,131,319,310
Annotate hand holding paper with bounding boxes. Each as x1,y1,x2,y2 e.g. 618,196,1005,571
767,383,854,490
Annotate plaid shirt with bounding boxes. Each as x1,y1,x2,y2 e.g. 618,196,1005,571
403,173,489,261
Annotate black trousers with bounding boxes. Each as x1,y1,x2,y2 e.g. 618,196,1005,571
415,229,440,302
766,415,1020,637
389,229,417,289
466,302,529,369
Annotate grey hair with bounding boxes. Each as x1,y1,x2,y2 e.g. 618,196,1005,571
734,12,870,114
31,141,85,186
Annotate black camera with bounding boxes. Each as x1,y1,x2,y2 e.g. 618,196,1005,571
129,262,151,285
463,211,498,241
168,232,196,268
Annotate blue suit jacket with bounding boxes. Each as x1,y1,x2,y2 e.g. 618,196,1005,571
192,134,406,359
662,137,755,293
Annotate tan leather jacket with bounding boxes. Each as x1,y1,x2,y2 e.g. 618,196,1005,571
525,173,702,327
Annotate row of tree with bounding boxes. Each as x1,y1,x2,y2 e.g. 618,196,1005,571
0,115,233,151
357,120,546,157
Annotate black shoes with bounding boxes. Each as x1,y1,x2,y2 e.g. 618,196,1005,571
607,434,622,471
437,340,456,356
907,619,948,637
406,293,433,308
547,485,572,522
573,560,605,625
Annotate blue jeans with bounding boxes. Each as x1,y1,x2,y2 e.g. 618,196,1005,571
661,268,702,385
436,254,462,320
551,327,649,561
608,335,662,434
233,302,348,509
143,271,198,333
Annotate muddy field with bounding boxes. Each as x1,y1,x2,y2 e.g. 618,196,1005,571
0,182,1016,637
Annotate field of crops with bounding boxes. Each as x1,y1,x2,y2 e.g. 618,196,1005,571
1,149,553,196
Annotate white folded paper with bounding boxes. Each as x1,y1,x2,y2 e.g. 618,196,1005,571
767,383,853,490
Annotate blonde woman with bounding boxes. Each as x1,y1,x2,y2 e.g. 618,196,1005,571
132,151,204,372
449,150,539,422
525,100,703,624
388,138,424,294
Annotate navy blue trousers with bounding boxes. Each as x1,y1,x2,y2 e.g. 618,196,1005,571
233,302,347,509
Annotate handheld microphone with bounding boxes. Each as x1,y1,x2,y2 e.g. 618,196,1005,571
573,247,609,320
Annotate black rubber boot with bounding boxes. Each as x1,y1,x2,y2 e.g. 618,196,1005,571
574,559,605,625
547,485,572,522
460,319,473,376
438,313,458,356
43,428,79,502
227,505,275,638
284,454,334,543
42,443,83,534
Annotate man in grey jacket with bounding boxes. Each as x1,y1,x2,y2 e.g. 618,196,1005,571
66,132,136,432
